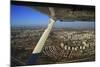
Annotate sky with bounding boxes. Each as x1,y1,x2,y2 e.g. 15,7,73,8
11,5,49,26
11,5,95,29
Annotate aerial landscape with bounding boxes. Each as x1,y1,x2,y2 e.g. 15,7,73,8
11,1,95,66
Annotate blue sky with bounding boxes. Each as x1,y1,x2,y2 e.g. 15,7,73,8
11,5,49,26
11,5,95,29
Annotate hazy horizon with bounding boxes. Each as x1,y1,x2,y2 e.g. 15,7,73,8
11,5,95,29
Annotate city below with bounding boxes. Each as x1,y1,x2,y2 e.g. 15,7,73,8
11,26,95,66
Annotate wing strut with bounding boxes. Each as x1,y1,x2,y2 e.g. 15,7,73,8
27,7,56,65
33,7,56,54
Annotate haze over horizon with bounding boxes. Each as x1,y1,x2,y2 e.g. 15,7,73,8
11,5,95,29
